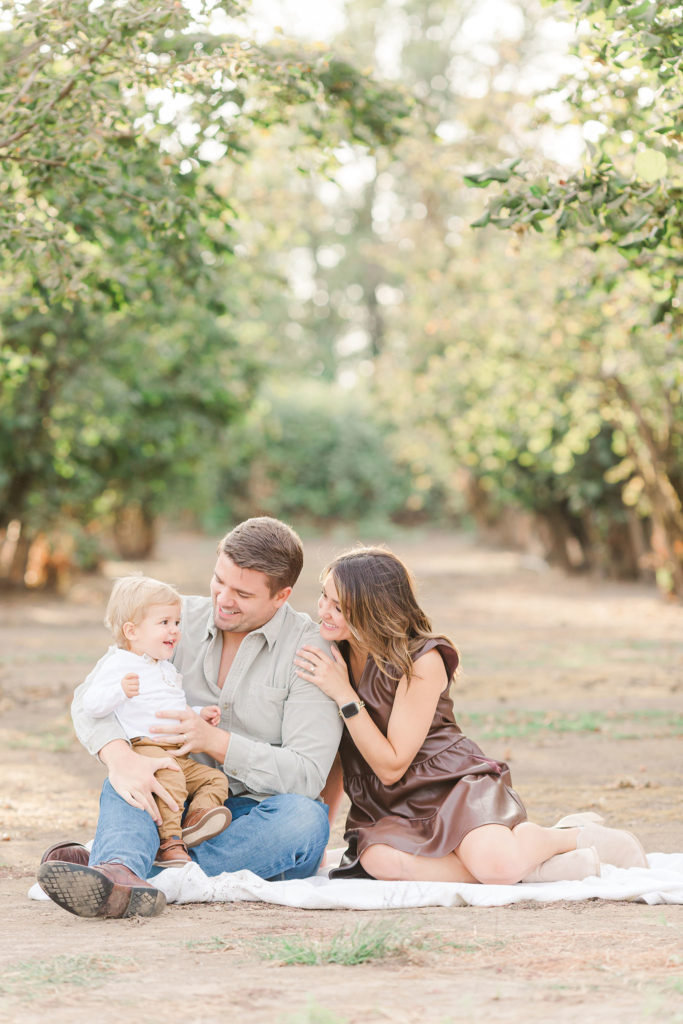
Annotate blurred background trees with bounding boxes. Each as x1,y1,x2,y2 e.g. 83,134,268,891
469,0,683,595
1,0,681,597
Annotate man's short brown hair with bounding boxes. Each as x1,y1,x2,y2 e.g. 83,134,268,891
219,517,304,595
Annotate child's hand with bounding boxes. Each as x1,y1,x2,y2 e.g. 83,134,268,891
121,672,140,698
200,704,221,727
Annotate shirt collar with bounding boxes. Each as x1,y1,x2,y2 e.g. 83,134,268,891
115,646,156,665
203,601,288,650
256,603,288,649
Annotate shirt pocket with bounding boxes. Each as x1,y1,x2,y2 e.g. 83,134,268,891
245,683,288,742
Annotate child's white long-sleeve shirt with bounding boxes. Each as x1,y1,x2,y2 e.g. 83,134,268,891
81,645,188,740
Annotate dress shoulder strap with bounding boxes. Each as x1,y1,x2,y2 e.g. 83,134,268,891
413,637,459,680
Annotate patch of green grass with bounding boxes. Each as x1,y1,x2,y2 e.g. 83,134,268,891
440,938,507,954
459,709,683,740
628,639,683,652
261,920,419,967
182,936,233,953
280,1002,349,1024
465,638,683,675
0,652,94,664
7,726,74,752
264,926,505,971
0,954,133,999
631,709,682,719
639,976,683,1021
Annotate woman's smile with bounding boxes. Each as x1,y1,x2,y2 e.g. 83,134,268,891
318,574,352,642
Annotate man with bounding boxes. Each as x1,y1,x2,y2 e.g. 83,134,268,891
38,517,342,918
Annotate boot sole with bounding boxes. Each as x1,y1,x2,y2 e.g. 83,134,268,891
182,807,232,849
153,854,193,868
37,862,166,918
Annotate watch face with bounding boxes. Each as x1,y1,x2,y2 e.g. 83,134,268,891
341,701,359,719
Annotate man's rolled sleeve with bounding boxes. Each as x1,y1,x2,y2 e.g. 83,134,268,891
71,657,129,757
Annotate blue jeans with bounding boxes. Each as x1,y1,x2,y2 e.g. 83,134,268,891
89,780,329,882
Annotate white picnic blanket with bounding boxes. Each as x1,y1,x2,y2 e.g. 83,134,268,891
29,850,683,909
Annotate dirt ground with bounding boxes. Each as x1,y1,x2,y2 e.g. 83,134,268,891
1,527,682,1024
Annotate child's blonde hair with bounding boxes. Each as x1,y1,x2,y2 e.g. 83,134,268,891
105,575,181,647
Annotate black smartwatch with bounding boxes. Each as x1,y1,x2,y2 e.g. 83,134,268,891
338,700,366,720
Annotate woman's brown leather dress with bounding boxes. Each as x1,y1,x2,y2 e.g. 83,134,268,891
329,638,527,879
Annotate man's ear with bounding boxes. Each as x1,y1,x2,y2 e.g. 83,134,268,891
273,586,292,608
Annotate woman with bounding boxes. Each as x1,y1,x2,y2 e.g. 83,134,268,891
295,546,648,884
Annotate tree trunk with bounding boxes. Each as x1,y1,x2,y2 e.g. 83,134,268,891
535,505,587,572
112,503,157,559
606,376,683,598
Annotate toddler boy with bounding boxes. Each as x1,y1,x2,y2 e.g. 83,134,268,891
82,575,230,867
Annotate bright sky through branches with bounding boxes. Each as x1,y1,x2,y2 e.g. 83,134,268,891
208,0,584,167
202,0,347,42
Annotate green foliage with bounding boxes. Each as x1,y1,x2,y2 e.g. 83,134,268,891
462,0,683,593
210,381,414,528
0,0,413,575
0,1,412,302
0,252,257,541
2,0,680,596
468,0,683,254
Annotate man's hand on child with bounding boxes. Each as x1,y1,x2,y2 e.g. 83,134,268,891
153,707,230,762
121,672,140,698
100,740,180,821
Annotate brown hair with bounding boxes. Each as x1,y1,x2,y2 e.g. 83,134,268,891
325,546,456,685
219,516,304,595
105,575,181,648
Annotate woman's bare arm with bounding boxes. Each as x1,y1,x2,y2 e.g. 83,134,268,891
296,645,447,786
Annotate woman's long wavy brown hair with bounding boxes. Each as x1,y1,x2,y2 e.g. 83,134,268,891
324,546,456,685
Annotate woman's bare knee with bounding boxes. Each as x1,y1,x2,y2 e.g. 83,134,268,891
472,861,522,885
360,844,404,880
457,826,524,884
